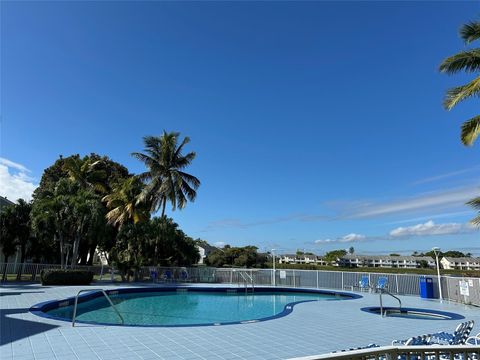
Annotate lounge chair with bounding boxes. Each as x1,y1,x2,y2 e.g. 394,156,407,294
466,332,480,345
429,320,475,345
391,320,475,347
392,334,431,346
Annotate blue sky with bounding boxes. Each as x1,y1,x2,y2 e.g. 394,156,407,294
1,1,479,255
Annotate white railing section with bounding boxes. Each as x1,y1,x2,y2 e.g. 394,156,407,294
288,345,480,360
2,262,480,306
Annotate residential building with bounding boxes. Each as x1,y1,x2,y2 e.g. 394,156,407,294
338,255,436,269
441,257,480,271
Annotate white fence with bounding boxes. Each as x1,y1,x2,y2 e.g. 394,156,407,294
288,345,480,360
2,263,480,306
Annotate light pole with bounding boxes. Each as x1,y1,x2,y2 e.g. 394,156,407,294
271,249,276,287
432,247,443,301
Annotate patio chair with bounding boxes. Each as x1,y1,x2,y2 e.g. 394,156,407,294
179,269,190,282
162,270,174,283
376,276,388,291
429,320,475,345
149,267,158,282
359,275,370,291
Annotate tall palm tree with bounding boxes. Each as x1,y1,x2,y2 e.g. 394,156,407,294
440,21,480,146
103,177,150,228
132,131,201,217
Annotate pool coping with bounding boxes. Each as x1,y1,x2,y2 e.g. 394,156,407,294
360,306,464,320
29,286,362,328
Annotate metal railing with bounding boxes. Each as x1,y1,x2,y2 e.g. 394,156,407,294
379,289,402,317
288,345,480,360
2,262,479,306
72,289,124,327
235,269,255,293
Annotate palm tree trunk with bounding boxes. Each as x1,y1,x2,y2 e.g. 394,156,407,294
16,244,26,280
161,199,166,217
2,256,9,282
58,233,65,269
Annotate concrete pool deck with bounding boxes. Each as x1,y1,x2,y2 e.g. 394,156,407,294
1,283,479,360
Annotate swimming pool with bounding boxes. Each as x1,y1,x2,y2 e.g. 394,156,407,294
31,287,360,327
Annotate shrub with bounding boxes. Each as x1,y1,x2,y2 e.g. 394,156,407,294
40,269,94,285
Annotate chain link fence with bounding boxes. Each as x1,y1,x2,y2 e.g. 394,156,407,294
1,263,479,306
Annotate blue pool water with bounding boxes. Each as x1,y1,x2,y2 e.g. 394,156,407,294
43,289,352,326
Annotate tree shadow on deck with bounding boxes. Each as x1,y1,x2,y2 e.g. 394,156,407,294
0,308,59,346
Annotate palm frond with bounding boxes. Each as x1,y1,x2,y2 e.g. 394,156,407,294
460,21,480,44
460,115,480,146
439,49,480,74
443,76,480,110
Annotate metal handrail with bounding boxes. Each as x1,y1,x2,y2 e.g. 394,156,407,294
379,288,402,317
237,270,255,293
72,289,124,326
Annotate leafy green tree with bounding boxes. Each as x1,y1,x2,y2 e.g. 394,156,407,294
0,206,18,280
132,131,201,217
389,253,401,257
205,245,267,268
348,246,355,255
440,21,480,146
12,200,32,279
324,249,347,263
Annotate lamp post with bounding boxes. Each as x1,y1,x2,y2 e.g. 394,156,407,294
432,247,443,301
271,249,276,287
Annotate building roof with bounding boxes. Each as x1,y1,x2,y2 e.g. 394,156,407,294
341,255,434,262
442,257,480,263
0,196,15,212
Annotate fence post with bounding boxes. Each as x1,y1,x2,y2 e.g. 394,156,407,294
341,271,344,290
293,270,296,288
395,274,399,294
316,270,319,289
230,269,233,284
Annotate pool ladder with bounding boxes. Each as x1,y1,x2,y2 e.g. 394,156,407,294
72,289,124,327
236,270,255,293
379,288,402,317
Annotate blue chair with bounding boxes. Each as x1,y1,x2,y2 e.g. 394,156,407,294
359,275,369,291
180,269,189,282
376,276,388,290
162,270,173,283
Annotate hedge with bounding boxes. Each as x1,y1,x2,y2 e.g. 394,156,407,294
40,269,94,285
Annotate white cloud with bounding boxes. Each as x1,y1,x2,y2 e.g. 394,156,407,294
412,165,480,185
0,157,30,172
315,233,366,244
389,220,471,238
337,186,479,219
0,158,37,202
214,241,226,247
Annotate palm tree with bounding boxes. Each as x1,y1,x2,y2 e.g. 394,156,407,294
440,21,480,146
132,131,201,217
63,155,108,193
467,197,480,226
103,177,150,228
